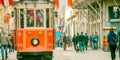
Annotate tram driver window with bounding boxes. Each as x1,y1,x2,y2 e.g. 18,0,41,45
36,10,44,27
27,10,34,27
20,9,24,28
46,8,49,28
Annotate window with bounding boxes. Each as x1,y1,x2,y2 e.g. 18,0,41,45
27,10,34,27
108,6,120,19
36,9,44,27
46,8,49,28
11,11,14,17
20,9,24,28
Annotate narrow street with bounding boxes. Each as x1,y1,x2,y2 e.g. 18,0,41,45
0,47,119,60
0,0,120,60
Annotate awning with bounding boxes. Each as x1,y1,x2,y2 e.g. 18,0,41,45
102,27,117,30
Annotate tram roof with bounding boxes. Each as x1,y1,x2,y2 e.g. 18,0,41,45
14,0,54,8
14,0,53,5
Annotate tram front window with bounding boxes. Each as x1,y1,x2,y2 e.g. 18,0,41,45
36,9,44,27
27,10,34,27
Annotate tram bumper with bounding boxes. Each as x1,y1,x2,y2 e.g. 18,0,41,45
17,51,53,59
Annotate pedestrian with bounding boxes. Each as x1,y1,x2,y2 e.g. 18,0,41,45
66,35,70,47
107,28,118,60
0,28,9,60
8,33,13,53
76,33,79,47
72,34,76,50
79,32,85,52
84,33,89,50
69,35,72,47
59,35,63,48
56,39,60,47
11,34,15,52
63,33,67,51
117,29,120,58
90,32,95,50
94,32,99,50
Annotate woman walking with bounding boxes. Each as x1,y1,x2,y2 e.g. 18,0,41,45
107,28,118,60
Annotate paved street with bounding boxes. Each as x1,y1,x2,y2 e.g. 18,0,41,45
0,47,119,60
53,47,119,60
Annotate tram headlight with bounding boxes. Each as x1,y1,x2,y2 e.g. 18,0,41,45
31,38,39,46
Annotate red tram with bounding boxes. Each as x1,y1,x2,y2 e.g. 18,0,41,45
13,1,56,60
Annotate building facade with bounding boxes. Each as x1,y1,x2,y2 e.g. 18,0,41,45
65,0,120,48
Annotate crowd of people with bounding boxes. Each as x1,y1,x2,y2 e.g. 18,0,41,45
72,32,98,52
57,32,99,52
56,28,119,60
0,28,15,60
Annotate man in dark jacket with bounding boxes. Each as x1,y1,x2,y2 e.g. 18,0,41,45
107,28,117,60
72,34,76,50
79,32,85,52
76,33,79,46
0,28,9,60
84,33,89,50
